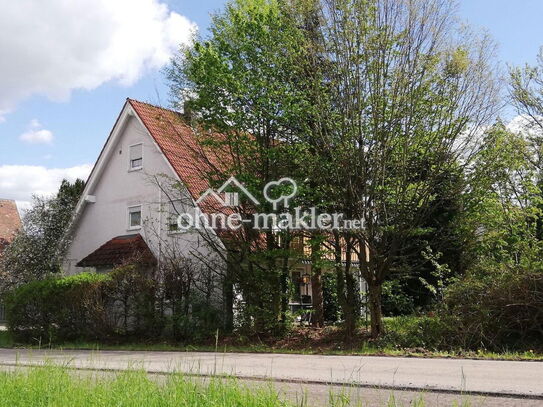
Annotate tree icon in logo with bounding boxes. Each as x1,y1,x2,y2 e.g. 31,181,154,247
263,178,298,210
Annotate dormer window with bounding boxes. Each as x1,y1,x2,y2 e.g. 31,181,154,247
129,143,143,170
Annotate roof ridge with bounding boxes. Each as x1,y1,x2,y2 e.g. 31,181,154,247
126,98,182,116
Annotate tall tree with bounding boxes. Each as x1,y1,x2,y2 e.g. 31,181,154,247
310,0,500,337
0,179,85,291
167,0,316,333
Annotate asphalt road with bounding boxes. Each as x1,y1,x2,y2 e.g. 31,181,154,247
0,349,541,402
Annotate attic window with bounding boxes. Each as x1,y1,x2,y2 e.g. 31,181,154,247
129,143,143,170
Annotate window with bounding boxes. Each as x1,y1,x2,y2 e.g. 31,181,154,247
128,206,142,229
167,200,188,232
168,209,179,232
129,143,143,170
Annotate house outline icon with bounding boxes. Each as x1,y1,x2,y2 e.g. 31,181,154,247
196,176,260,207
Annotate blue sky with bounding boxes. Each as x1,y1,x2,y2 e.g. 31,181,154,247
1,0,543,207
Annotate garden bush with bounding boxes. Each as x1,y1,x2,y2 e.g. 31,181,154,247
4,272,111,343
377,269,543,352
4,264,224,345
378,315,451,350
381,280,416,316
322,272,341,324
441,268,543,351
105,265,159,338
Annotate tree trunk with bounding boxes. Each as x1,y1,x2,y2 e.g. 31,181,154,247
334,234,356,338
310,235,324,328
223,261,235,333
280,256,290,324
279,232,292,324
343,268,356,337
368,281,384,338
344,238,358,338
335,262,349,329
266,231,282,326
311,267,324,327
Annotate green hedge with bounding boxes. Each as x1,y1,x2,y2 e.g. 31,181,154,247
4,273,111,343
4,265,223,345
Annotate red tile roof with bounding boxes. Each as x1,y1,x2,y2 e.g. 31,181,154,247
128,99,213,199
0,199,21,250
127,99,234,216
76,234,156,268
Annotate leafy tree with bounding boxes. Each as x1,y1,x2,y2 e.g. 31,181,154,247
308,0,500,337
167,0,317,334
0,179,85,291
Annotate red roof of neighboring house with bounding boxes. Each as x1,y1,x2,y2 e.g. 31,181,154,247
0,200,21,251
76,234,156,268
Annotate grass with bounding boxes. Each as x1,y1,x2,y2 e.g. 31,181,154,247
0,364,472,407
1,330,542,362
0,365,290,407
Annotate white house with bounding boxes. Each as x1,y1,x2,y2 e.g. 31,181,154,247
63,98,224,277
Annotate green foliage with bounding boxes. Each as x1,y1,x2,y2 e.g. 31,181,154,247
381,280,415,316
322,272,341,323
4,272,111,343
5,265,223,345
167,0,318,335
442,265,543,351
377,315,451,350
0,179,85,291
105,265,158,337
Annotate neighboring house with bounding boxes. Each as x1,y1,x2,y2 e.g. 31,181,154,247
0,199,22,321
64,99,366,319
0,199,21,255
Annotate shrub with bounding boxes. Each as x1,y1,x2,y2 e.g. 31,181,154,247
322,272,341,324
378,315,451,350
166,294,223,342
381,280,415,316
4,272,111,343
441,268,543,351
4,263,224,345
105,265,159,338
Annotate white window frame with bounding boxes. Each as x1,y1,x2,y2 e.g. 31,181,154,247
128,142,143,171
127,205,142,230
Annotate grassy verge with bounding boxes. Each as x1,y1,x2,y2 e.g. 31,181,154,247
1,332,541,361
0,365,292,407
0,364,471,407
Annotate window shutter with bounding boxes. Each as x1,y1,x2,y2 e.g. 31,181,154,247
130,144,142,161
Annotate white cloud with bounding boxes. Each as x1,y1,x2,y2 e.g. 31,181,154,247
0,0,196,119
507,115,543,137
0,164,93,209
19,119,54,144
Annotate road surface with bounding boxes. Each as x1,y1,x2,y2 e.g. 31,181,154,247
0,349,541,404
